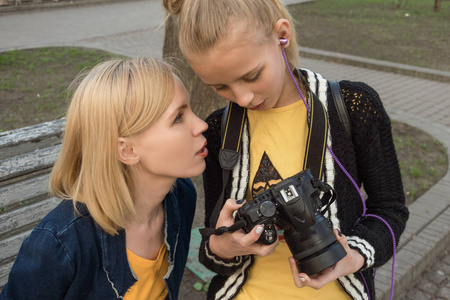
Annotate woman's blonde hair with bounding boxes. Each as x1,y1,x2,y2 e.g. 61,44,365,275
163,0,299,69
49,57,175,235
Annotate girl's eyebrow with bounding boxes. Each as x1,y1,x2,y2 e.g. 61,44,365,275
168,104,188,119
207,65,263,87
241,65,263,78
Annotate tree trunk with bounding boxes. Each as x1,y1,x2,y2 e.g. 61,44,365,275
162,14,228,121
394,0,402,9
434,0,441,12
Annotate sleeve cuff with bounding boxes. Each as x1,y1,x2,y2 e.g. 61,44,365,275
204,240,243,266
347,235,375,270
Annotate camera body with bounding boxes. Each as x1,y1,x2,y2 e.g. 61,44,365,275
235,169,347,275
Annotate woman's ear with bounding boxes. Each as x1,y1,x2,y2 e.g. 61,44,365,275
275,18,292,47
118,137,139,165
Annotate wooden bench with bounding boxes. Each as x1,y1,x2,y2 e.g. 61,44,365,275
0,118,65,290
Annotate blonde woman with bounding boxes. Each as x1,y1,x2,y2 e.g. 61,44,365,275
163,0,408,299
0,58,208,300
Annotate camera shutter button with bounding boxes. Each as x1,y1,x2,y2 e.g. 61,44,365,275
260,201,276,217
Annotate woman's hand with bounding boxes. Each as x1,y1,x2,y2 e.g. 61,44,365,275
208,199,279,260
288,229,365,289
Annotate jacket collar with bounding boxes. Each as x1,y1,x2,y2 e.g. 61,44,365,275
72,202,136,297
98,185,181,299
99,227,136,298
163,185,180,275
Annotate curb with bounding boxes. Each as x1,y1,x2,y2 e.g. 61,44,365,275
299,46,450,84
375,111,450,300
0,0,125,13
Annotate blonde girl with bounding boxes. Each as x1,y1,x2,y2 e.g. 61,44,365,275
163,1,408,299
0,57,208,300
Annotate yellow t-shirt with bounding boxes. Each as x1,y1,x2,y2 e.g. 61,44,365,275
245,101,307,200
124,244,169,300
235,101,350,300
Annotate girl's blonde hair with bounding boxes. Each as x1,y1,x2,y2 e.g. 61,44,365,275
163,0,299,69
49,57,175,235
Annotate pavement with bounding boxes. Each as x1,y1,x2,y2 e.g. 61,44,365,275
1,1,449,299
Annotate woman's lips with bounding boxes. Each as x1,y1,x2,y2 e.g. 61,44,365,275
196,142,208,158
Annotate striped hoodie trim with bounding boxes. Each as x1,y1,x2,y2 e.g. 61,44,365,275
303,69,340,228
338,274,368,300
231,120,249,200
347,236,376,268
215,257,252,300
205,240,244,268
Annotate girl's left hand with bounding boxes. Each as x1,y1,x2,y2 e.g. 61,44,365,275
288,229,365,289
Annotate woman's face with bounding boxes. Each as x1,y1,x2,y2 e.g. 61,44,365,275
130,75,208,179
188,28,296,111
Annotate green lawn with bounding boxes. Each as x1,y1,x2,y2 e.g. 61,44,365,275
290,0,450,71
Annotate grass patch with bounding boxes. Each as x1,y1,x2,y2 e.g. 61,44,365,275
290,0,450,71
0,47,124,132
392,121,448,205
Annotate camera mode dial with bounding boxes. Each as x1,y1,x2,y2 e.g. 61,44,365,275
259,201,276,217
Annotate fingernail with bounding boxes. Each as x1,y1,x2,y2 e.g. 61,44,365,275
236,199,244,205
300,276,306,282
256,226,264,234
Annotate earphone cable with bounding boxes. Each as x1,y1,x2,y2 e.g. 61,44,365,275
281,43,397,300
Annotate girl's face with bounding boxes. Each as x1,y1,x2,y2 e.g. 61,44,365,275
130,75,208,179
188,25,296,111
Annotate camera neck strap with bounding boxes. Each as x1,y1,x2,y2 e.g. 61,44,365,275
208,102,247,228
303,91,328,179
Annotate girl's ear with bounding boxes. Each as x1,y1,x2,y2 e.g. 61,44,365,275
118,137,139,165
275,18,292,47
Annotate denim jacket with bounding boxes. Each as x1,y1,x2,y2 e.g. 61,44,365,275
0,178,196,300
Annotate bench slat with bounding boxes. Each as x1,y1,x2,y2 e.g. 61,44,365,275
0,145,61,182
0,119,64,161
0,119,67,291
0,173,51,208
0,197,61,237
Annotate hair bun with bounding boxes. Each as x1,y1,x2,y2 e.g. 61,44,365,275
162,0,184,14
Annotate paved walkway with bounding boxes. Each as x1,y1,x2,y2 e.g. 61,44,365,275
1,1,449,299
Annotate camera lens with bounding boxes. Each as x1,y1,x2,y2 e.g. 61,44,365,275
284,214,347,275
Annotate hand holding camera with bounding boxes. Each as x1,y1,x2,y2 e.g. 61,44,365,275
288,228,365,289
208,198,279,260
204,169,347,275
234,169,347,276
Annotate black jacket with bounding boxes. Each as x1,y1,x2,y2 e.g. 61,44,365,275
199,69,409,300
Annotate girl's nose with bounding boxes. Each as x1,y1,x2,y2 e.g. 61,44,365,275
233,88,254,108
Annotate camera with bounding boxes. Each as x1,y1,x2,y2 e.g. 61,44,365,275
235,169,347,275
